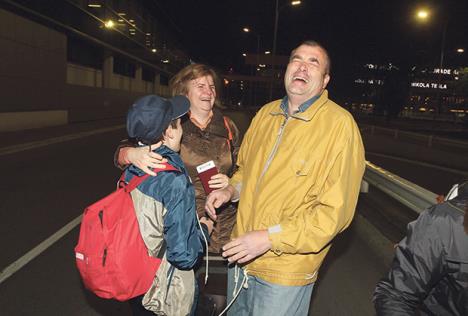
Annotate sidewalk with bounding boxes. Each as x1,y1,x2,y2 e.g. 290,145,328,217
1,118,126,147
0,118,125,155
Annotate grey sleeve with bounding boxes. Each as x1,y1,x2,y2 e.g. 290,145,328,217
373,209,445,315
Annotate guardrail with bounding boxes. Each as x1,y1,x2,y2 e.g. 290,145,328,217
360,124,468,150
361,161,438,214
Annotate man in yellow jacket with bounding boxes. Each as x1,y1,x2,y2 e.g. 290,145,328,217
206,40,365,316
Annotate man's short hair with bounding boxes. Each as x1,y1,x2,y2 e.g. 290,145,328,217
290,40,331,75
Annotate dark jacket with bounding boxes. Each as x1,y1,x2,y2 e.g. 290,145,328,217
179,109,240,253
124,145,208,269
373,190,468,315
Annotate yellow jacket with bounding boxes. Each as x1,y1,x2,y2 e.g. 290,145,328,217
230,90,365,286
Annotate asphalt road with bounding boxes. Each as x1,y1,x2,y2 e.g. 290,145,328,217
0,115,465,315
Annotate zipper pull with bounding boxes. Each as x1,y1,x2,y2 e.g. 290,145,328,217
102,248,107,266
278,117,288,135
98,210,104,228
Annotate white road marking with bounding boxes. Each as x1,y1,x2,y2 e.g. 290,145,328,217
0,215,82,284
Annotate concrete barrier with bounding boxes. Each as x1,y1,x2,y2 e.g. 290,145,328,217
0,111,68,131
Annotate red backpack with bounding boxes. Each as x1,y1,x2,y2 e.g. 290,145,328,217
74,163,178,301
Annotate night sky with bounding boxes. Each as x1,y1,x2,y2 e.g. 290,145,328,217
150,0,467,98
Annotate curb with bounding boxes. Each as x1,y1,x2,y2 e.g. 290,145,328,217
353,214,395,270
0,124,124,156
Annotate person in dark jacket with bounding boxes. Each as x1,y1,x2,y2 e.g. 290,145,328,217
373,180,468,316
124,94,213,316
116,64,240,314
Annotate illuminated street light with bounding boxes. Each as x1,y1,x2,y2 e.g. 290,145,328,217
271,0,302,98
414,7,451,114
456,48,464,53
242,53,247,57
104,20,115,29
241,27,261,61
416,9,430,21
88,4,102,8
151,48,157,53
265,51,271,54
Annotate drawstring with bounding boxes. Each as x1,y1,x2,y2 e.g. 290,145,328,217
196,215,209,284
217,265,249,316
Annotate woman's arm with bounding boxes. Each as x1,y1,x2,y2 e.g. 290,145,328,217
114,141,166,176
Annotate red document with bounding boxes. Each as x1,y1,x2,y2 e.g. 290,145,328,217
196,160,219,195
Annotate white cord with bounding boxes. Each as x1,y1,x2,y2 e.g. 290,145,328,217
196,215,209,284
217,265,249,316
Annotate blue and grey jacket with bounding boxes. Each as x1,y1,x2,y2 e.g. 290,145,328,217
124,145,208,270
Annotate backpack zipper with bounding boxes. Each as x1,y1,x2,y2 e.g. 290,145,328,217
98,210,104,228
102,248,107,266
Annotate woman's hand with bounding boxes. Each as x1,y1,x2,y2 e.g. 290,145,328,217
199,216,214,235
208,173,229,190
122,142,167,176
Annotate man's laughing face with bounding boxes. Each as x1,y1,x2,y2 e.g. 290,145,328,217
284,44,330,99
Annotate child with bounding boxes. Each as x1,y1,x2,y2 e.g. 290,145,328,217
124,94,213,315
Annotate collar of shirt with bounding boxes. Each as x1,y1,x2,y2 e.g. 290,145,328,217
280,93,322,116
189,110,213,130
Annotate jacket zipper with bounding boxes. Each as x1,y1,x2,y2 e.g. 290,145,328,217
255,116,290,194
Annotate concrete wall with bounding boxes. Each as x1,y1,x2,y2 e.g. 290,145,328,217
67,63,103,88
0,111,68,131
0,8,170,131
0,8,66,113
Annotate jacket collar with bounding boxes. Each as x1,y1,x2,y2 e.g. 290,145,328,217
270,90,329,121
182,107,229,139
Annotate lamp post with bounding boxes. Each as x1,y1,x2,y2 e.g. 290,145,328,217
242,27,261,66
270,0,301,99
242,27,261,107
415,7,447,114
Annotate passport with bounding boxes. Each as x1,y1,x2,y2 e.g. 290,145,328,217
196,160,219,195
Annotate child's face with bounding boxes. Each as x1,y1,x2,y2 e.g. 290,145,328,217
166,118,183,152
172,118,183,145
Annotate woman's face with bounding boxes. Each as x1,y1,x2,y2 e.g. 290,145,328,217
186,75,216,113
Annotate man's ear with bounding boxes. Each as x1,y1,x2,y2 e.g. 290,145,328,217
322,74,330,89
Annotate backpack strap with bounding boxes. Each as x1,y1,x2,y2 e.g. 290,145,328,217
223,116,236,176
123,162,179,193
223,116,234,144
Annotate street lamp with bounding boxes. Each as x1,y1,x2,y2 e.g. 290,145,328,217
242,27,263,107
271,0,302,98
415,9,430,21
104,19,115,29
415,7,448,114
242,27,261,69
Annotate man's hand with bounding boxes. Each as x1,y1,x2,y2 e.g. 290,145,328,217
208,173,229,190
222,230,272,264
122,142,167,176
205,185,235,220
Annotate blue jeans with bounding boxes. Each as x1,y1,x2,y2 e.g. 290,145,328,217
226,265,314,316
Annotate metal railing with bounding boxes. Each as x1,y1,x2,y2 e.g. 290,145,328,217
360,124,468,150
361,161,438,214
